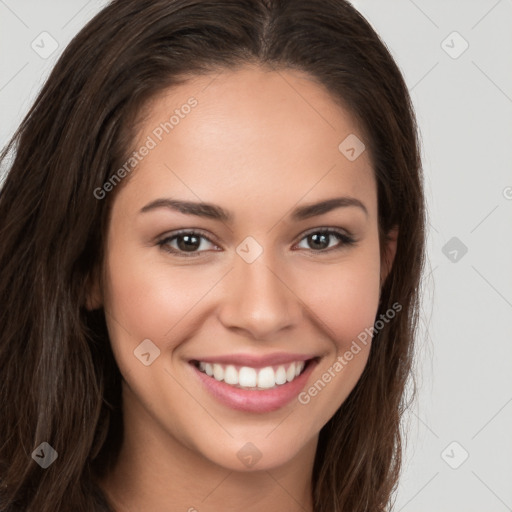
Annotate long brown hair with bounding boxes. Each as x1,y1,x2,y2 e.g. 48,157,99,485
0,1,426,510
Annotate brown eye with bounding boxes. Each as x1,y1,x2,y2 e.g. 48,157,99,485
307,233,330,250
158,230,218,257
174,233,201,252
296,229,356,252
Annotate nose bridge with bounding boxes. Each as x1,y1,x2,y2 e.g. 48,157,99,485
218,248,301,338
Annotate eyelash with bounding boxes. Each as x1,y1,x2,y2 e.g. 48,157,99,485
157,228,356,258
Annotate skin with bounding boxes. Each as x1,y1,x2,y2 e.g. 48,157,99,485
89,64,398,512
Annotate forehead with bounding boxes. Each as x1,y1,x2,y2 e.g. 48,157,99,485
122,65,377,220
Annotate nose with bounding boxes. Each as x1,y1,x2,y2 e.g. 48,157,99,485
217,253,303,340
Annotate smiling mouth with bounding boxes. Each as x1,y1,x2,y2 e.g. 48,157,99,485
190,358,316,390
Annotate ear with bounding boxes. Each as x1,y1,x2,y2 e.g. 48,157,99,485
85,264,103,310
380,225,399,287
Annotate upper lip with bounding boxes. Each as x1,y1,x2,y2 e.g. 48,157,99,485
190,352,317,368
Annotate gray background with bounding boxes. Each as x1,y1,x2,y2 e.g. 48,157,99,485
1,1,511,510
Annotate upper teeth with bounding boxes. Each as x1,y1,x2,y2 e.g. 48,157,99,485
198,361,306,389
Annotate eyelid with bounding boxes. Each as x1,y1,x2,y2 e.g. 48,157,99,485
157,226,356,257
295,225,354,242
157,228,220,252
292,226,356,252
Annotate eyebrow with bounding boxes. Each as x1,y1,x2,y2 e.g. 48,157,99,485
139,196,368,221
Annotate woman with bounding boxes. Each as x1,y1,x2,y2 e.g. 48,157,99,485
0,1,426,511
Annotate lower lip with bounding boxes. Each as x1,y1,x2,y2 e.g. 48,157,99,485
191,360,318,413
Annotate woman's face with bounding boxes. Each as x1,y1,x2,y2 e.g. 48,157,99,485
92,65,396,472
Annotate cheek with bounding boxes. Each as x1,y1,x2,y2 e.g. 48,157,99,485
103,244,215,346
295,250,381,351
290,250,380,432
103,234,382,359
